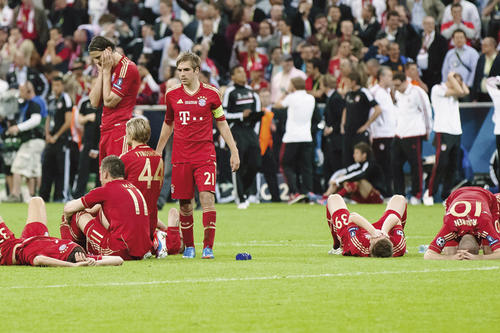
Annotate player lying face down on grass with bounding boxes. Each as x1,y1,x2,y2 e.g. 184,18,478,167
325,194,407,257
62,156,152,260
120,117,182,258
424,187,500,260
0,197,123,267
155,52,240,259
322,142,387,203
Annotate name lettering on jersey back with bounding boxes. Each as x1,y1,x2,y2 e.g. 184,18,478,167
122,183,135,189
135,151,157,157
453,218,477,227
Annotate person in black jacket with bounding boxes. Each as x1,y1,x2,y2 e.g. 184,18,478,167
72,96,102,198
322,75,344,186
322,142,386,204
354,4,380,47
417,16,448,90
471,37,500,102
222,66,262,209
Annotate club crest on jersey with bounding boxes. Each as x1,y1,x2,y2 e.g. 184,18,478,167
436,237,445,247
198,96,207,107
59,244,67,252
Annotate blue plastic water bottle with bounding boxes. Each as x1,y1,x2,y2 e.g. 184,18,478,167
418,245,429,253
236,252,252,260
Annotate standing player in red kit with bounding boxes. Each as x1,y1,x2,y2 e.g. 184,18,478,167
156,52,240,259
88,36,140,164
424,187,500,260
326,194,407,257
120,117,182,257
63,156,151,260
0,197,123,267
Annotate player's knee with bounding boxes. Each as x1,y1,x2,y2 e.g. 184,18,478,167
167,208,180,226
199,191,215,208
328,194,345,207
179,203,193,215
29,196,45,206
388,195,407,211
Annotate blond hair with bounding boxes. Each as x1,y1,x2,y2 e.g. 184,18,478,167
126,117,151,144
176,51,201,71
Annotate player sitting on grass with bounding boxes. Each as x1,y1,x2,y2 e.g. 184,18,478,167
120,117,182,258
320,142,387,204
326,194,407,257
424,186,500,260
62,155,151,260
0,197,123,267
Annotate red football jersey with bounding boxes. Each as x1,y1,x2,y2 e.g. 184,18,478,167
101,55,141,131
121,145,164,239
81,179,151,257
0,222,21,265
17,236,80,265
429,187,500,253
164,83,224,163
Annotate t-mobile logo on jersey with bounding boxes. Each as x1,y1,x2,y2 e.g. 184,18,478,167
179,111,190,125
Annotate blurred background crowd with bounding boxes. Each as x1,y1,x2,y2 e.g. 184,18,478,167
0,0,499,207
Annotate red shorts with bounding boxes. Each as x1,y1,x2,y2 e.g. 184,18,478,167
99,125,129,165
171,160,216,200
349,187,383,204
83,215,140,260
21,221,49,238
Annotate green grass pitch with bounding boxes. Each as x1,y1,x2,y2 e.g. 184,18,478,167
1,202,500,332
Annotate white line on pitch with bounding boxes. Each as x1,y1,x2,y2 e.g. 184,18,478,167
2,266,498,290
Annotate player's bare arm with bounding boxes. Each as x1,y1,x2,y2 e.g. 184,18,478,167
216,119,240,172
156,122,174,154
89,63,103,108
101,49,123,108
462,249,500,260
349,212,384,238
423,248,465,260
63,198,86,222
32,255,92,267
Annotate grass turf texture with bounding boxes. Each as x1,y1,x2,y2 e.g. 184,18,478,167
1,202,500,332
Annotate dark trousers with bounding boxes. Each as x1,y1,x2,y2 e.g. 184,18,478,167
73,144,99,198
427,133,461,200
40,142,70,202
281,142,313,194
496,135,500,183
342,131,370,167
261,147,281,202
372,137,394,195
233,128,262,202
323,134,343,187
392,136,424,199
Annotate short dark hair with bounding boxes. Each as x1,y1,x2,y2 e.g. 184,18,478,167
452,29,466,39
371,238,393,257
458,234,480,255
393,71,406,82
230,65,244,76
50,26,62,34
347,71,362,86
307,58,322,70
451,3,462,10
66,246,86,263
386,10,400,21
88,36,115,52
314,13,327,21
101,155,125,178
377,66,391,80
52,76,64,83
353,141,372,157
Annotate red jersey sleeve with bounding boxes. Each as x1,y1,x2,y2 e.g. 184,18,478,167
207,87,225,121
478,218,500,251
428,218,456,253
164,92,174,124
390,225,406,257
81,186,107,208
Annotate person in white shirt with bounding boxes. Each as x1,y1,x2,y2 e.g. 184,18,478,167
274,77,315,204
270,54,307,104
391,71,432,205
424,72,469,206
370,66,397,195
487,76,500,182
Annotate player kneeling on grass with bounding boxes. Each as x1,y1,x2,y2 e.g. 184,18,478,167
321,142,387,204
120,117,182,258
62,155,151,260
325,194,407,257
424,186,500,260
0,197,123,267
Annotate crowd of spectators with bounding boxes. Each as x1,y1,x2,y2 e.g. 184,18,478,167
0,0,499,204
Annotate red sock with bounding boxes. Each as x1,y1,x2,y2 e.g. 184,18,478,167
61,214,85,247
203,210,216,249
337,188,347,196
180,214,194,247
166,226,181,254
